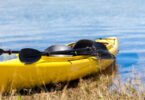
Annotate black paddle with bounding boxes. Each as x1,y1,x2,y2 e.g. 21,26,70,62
19,47,115,64
0,47,115,64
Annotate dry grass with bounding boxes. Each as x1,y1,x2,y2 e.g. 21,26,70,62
0,63,145,100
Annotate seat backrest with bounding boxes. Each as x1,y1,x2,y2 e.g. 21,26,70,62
93,42,108,51
73,39,95,49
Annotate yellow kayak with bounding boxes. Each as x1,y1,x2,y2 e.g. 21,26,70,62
0,37,118,92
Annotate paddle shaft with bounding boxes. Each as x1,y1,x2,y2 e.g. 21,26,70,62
0,48,114,58
0,49,19,55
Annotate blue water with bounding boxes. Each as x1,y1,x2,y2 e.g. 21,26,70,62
0,0,145,84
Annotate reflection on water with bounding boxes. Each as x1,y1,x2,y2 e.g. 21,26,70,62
0,0,145,83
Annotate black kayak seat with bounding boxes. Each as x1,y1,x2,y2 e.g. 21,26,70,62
73,39,110,57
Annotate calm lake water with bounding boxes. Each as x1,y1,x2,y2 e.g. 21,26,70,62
0,0,145,84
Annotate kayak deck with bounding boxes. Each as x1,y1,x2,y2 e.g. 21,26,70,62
0,37,118,92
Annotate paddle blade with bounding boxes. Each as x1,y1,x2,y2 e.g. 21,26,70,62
19,48,41,64
0,49,4,55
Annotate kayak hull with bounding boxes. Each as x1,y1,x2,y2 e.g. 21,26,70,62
0,37,118,92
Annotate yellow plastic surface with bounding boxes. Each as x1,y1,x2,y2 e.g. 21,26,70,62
0,37,118,92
